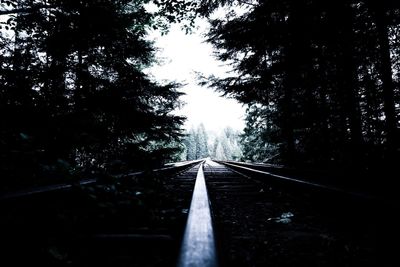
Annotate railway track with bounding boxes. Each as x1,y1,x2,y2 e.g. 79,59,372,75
1,159,391,266
216,160,377,201
203,160,385,267
216,160,388,198
0,159,203,200
1,161,202,267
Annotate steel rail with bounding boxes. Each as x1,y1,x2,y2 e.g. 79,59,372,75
218,161,375,200
177,161,218,267
1,159,204,200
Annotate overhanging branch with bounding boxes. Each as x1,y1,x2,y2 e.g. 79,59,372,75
0,5,57,16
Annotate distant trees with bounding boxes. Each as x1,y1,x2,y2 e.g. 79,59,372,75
183,123,209,160
195,123,209,159
0,0,185,187
183,128,197,160
199,0,400,169
182,124,242,160
211,127,242,160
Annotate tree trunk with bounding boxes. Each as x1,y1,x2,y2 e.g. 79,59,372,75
338,2,364,167
373,4,398,159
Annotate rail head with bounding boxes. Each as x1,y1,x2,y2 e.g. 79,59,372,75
177,162,218,267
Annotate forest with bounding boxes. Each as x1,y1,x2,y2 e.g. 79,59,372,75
0,0,188,190
202,0,400,176
1,0,399,189
181,124,242,161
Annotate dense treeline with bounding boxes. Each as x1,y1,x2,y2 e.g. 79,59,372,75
212,126,242,160
182,124,242,160
182,123,210,160
0,0,186,189
2,0,399,189
200,0,399,171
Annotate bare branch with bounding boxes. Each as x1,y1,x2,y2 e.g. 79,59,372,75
237,0,257,7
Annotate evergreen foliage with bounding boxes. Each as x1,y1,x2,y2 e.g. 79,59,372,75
182,123,209,160
0,0,186,189
199,0,400,170
182,124,242,160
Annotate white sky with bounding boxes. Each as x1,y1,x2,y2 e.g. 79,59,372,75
147,20,246,132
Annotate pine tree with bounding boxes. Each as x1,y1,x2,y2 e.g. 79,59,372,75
215,141,227,160
199,0,399,170
0,0,186,188
196,123,209,158
183,128,197,160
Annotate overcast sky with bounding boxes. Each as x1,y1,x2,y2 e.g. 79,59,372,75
147,20,246,132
